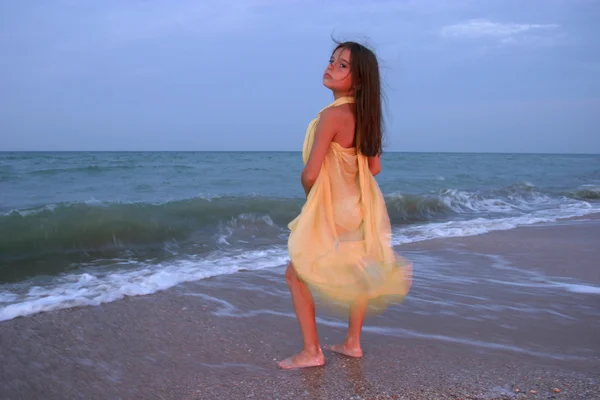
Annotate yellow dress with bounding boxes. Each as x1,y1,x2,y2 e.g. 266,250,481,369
288,96,412,312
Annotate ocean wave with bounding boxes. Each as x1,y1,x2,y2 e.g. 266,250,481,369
386,194,452,221
570,185,600,200
0,183,594,265
0,197,301,264
386,182,554,222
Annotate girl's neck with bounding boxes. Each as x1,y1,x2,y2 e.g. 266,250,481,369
332,90,354,100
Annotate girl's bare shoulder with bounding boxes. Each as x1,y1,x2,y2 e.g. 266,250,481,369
321,104,355,126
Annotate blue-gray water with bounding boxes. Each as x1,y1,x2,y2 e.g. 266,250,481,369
0,151,599,321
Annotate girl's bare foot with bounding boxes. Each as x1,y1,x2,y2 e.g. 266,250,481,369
277,349,325,370
324,343,363,358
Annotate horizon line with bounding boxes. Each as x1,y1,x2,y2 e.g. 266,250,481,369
1,150,599,156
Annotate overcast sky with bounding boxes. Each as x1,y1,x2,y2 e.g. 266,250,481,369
1,0,599,153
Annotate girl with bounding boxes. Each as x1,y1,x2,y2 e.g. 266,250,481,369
278,41,412,370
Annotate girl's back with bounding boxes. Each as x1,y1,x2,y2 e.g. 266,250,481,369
327,103,356,150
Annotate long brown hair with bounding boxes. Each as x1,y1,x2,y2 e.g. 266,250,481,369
332,41,383,157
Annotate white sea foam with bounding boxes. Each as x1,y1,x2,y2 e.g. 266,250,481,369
392,202,597,245
0,247,289,321
557,283,600,294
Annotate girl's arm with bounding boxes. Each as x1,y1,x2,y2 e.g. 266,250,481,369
368,154,381,176
301,108,340,196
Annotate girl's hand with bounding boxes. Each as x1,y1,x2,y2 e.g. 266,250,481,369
368,155,381,176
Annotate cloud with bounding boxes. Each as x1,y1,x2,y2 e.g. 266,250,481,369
441,19,559,39
439,18,564,51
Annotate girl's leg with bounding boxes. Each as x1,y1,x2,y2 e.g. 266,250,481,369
277,263,325,369
325,296,367,357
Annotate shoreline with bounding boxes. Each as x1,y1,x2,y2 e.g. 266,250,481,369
1,211,599,324
1,216,599,399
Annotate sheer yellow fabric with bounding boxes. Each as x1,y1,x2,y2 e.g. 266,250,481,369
288,97,412,312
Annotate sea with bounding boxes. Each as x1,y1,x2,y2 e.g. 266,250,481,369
1,151,599,322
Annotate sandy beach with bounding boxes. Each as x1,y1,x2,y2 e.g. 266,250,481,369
1,215,599,400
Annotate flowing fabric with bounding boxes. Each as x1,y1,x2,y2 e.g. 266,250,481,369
288,97,412,311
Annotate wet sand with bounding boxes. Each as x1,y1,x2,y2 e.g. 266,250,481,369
1,216,599,399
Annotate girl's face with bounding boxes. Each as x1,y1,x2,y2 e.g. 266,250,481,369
323,47,353,94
